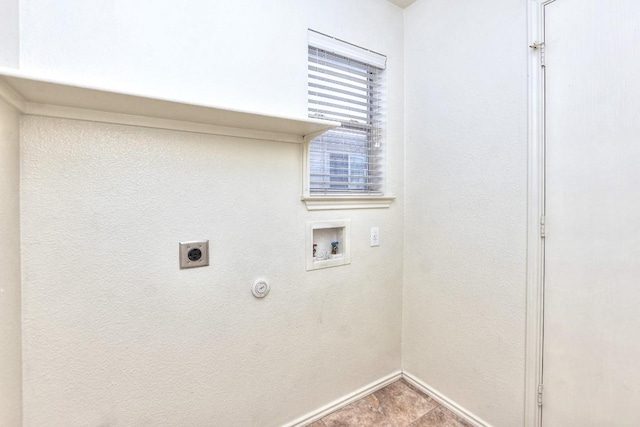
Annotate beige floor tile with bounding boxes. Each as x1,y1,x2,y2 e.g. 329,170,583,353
321,394,396,427
409,407,472,427
372,380,438,425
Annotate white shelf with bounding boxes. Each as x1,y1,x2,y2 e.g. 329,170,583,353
0,68,339,144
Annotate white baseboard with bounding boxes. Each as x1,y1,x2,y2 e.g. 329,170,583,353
283,370,493,427
402,371,493,427
283,370,403,427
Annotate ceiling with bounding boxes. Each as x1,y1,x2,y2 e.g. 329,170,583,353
386,0,419,8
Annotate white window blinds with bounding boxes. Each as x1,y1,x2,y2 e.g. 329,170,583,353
308,31,386,196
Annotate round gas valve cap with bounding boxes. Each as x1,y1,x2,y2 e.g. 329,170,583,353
252,279,270,298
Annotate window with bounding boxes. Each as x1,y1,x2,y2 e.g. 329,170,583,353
307,30,386,197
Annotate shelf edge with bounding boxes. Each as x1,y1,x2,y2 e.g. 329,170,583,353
24,102,306,144
0,68,339,143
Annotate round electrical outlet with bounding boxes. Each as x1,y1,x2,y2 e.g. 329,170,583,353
252,279,270,298
187,248,202,261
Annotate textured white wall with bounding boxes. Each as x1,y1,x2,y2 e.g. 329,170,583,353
403,1,528,426
0,98,22,425
21,118,403,427
0,0,19,67
19,0,404,425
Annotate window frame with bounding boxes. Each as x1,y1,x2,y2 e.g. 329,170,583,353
302,30,395,210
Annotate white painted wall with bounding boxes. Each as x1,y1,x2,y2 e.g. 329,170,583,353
18,0,404,425
20,0,402,123
19,0,307,116
0,0,19,67
403,1,528,426
0,97,22,425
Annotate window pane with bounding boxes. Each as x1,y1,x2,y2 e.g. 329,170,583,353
329,153,349,190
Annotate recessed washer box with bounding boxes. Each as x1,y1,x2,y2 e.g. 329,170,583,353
306,220,351,271
179,240,209,269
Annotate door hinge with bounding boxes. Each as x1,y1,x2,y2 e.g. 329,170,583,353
530,41,546,67
537,384,544,406
540,215,546,238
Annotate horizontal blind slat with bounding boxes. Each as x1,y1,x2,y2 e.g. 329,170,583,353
309,88,374,104
308,65,375,86
308,94,372,110
308,75,379,91
308,61,371,79
309,78,383,95
308,51,381,76
308,108,371,123
309,46,382,70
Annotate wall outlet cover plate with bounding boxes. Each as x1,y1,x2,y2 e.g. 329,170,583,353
371,227,380,247
179,240,209,269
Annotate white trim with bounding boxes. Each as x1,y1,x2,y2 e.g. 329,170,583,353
302,141,312,197
23,103,305,144
308,30,387,69
525,1,551,427
402,371,492,427
0,68,339,144
283,371,402,427
0,77,26,112
284,370,493,427
301,196,395,211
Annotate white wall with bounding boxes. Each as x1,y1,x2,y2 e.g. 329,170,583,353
0,8,21,422
20,0,402,123
20,0,305,117
0,0,19,67
403,1,528,426
0,97,22,425
18,0,404,425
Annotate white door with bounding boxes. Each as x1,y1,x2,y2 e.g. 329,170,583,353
543,0,640,425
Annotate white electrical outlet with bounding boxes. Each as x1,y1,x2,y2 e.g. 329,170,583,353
370,227,380,247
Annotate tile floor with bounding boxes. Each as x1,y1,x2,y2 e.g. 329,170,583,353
309,380,472,427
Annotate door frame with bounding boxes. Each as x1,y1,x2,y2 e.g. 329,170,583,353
525,1,555,426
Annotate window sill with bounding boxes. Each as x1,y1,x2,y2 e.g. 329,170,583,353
301,196,396,211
